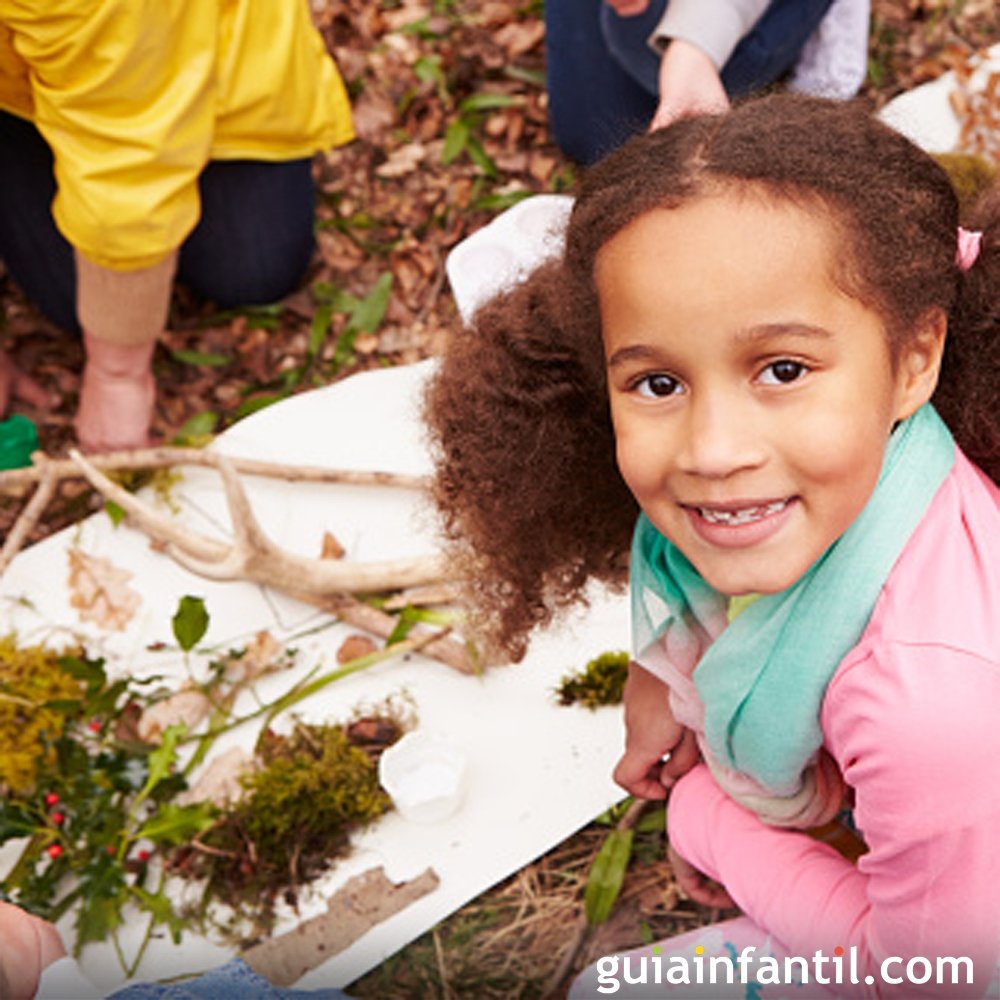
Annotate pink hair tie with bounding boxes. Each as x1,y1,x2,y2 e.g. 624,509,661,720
956,227,983,272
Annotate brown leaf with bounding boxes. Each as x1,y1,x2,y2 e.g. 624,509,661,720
66,547,142,631
493,20,544,58
321,531,346,559
337,634,378,663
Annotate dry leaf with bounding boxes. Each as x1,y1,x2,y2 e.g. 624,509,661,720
375,143,427,178
66,547,142,631
337,634,378,663
178,746,255,808
321,531,346,560
138,687,212,743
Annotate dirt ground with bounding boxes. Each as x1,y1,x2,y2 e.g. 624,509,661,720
1,2,998,996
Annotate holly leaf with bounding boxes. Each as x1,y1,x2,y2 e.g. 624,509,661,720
136,801,217,846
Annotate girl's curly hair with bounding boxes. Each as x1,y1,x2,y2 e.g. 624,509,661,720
424,93,1000,659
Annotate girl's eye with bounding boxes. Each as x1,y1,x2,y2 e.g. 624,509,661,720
635,373,683,398
759,360,808,386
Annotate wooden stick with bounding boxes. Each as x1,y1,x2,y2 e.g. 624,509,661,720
0,465,58,572
293,590,479,675
0,446,429,494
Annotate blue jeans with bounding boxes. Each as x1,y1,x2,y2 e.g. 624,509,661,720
545,0,836,164
0,110,317,333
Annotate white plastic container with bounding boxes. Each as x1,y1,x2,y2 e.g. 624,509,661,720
445,194,574,325
378,731,467,824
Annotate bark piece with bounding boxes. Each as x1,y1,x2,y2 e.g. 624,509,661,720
243,865,439,986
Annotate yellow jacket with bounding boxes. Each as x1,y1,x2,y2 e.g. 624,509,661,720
0,0,355,270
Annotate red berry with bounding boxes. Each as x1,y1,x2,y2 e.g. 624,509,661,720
51,812,65,825
89,720,102,733
106,844,116,856
137,849,151,862
44,793,59,807
47,844,63,860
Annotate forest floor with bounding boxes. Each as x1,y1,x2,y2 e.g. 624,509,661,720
1,1,998,996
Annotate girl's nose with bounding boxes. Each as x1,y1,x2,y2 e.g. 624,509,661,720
674,392,766,479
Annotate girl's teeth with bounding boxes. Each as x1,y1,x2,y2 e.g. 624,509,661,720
698,500,788,525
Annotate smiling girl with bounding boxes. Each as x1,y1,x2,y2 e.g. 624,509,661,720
425,94,1000,995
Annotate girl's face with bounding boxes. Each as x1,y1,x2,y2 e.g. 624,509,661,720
597,192,934,596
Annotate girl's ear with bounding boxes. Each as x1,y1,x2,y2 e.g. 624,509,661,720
892,307,947,422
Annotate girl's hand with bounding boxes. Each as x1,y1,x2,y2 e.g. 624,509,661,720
605,0,650,16
651,38,730,132
0,901,66,999
668,843,736,909
613,662,700,799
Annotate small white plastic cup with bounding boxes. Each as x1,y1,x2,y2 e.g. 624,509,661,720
378,731,467,824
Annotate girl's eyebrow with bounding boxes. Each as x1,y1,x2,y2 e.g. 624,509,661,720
606,344,662,369
734,322,833,344
606,323,833,369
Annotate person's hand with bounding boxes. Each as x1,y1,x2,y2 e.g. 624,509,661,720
613,662,700,800
0,348,55,417
650,38,730,132
668,843,736,909
0,900,66,999
605,0,650,16
74,333,156,452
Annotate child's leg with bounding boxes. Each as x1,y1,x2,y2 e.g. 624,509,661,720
176,158,317,310
721,0,836,94
0,111,79,333
544,0,658,165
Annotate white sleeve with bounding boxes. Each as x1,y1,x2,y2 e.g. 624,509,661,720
34,956,104,999
648,0,771,66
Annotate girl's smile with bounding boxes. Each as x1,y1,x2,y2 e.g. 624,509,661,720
597,190,937,596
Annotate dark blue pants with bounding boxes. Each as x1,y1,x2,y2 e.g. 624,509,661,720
545,0,836,164
0,110,317,333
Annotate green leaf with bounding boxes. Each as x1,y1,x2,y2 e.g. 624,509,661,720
136,801,216,846
142,724,187,798
442,119,470,165
171,411,219,446
169,349,231,368
584,827,634,925
172,595,209,652
308,303,335,359
635,805,666,834
349,273,393,334
105,500,126,527
232,392,285,420
75,889,125,949
465,135,497,177
130,884,187,944
0,806,37,842
58,654,107,688
459,92,518,114
414,54,446,91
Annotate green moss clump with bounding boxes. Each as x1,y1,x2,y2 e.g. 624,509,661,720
0,636,85,794
238,724,391,866
557,651,630,709
934,152,998,208
181,714,404,939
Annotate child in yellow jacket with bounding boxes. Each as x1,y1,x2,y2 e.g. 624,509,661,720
0,0,354,450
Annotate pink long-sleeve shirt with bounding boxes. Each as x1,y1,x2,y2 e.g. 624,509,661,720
668,450,1000,997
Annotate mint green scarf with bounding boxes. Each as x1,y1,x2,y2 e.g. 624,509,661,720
631,404,955,800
